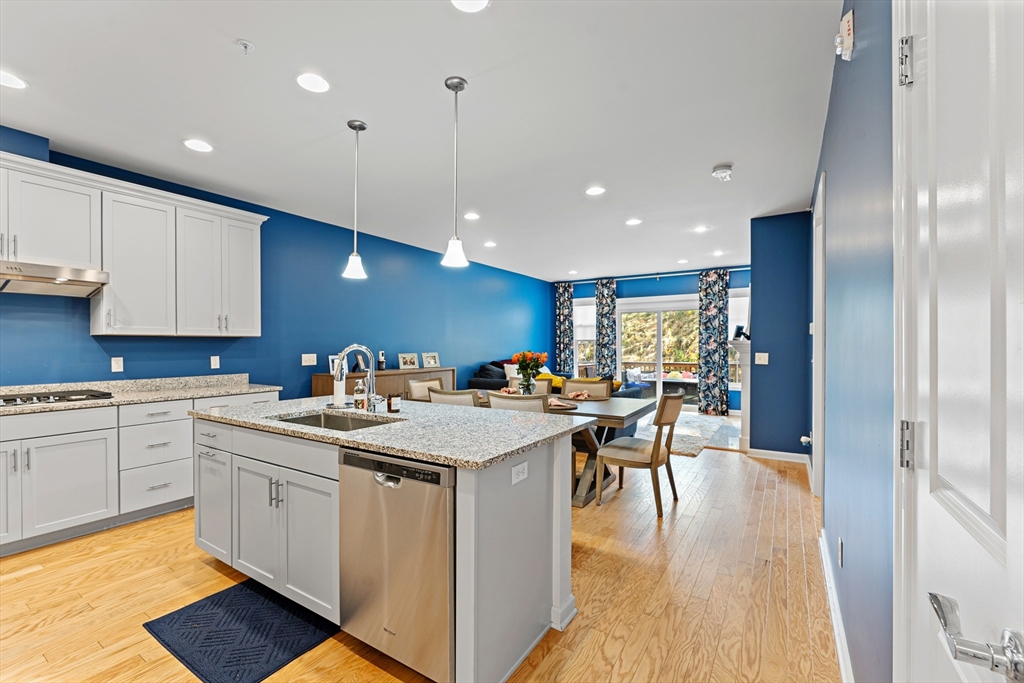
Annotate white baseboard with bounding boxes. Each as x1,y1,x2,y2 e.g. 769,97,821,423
746,448,810,466
819,532,855,683
551,594,578,631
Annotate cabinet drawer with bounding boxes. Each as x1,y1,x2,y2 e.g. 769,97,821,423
120,419,192,470
119,399,193,427
195,420,232,451
119,457,193,514
193,391,278,411
0,406,117,441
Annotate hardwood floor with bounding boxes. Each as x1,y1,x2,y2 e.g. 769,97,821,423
0,449,840,683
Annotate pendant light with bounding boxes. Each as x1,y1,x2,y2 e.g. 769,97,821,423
342,119,369,279
441,76,470,267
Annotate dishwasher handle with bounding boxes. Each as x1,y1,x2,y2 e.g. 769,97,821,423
374,472,402,489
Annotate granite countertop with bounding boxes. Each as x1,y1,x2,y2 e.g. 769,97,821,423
191,396,595,470
0,374,283,416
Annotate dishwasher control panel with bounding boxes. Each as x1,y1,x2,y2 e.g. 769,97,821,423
342,451,450,487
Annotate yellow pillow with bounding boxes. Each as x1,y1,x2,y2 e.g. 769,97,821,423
573,377,623,391
535,373,563,389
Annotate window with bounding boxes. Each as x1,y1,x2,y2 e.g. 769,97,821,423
573,300,596,377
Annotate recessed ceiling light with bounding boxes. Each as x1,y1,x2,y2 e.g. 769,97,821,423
451,0,492,12
693,225,710,233
484,241,496,247
183,139,213,153
626,218,642,226
585,187,605,196
712,250,725,256
0,70,27,89
568,270,578,275
464,212,480,220
296,73,330,93
677,259,688,264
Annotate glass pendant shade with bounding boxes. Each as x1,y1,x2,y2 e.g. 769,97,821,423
342,252,367,279
441,237,469,268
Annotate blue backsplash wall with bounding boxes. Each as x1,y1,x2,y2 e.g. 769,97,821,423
749,211,812,455
0,130,555,398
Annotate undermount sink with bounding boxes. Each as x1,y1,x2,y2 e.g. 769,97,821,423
275,412,388,432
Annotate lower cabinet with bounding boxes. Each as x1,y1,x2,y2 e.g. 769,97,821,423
194,446,232,564
231,454,339,623
0,441,23,545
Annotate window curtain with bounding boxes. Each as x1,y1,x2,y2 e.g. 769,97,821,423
555,282,574,374
698,269,730,415
595,278,617,378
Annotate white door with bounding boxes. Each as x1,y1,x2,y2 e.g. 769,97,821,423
194,446,232,564
896,1,1024,681
20,429,118,538
811,172,826,498
6,171,102,269
232,455,279,588
221,219,261,337
278,467,339,623
176,208,222,336
94,192,177,335
0,441,22,545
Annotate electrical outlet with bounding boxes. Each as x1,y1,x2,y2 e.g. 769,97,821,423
512,461,528,486
301,353,317,366
111,357,124,373
838,537,844,568
210,355,220,369
754,352,769,365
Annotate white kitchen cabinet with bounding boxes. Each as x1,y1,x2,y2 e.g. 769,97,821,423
20,428,118,539
278,467,339,622
232,454,280,587
0,441,22,545
0,168,8,259
194,446,232,564
119,457,192,514
5,170,102,270
222,219,261,336
91,193,177,336
176,208,223,336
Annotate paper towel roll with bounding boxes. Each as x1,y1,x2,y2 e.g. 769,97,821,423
333,380,346,407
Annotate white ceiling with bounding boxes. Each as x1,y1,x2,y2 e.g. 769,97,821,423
0,0,840,282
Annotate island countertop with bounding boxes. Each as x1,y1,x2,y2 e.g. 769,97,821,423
190,396,595,470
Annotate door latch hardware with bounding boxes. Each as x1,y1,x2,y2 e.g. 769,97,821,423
899,420,915,468
899,36,914,86
929,593,1024,681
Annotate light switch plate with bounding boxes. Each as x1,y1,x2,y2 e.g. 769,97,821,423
755,353,769,365
111,357,124,373
512,461,528,486
210,356,220,369
301,353,317,366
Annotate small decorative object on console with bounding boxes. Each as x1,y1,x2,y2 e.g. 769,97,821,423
378,350,386,371
512,350,549,395
398,353,419,369
421,352,441,368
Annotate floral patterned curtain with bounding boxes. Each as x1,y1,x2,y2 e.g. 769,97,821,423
595,278,617,378
698,269,730,415
555,282,574,374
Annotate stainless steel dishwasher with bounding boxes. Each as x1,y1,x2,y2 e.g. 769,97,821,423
338,448,455,683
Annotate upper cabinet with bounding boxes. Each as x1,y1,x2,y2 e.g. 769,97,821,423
5,170,102,270
0,152,267,338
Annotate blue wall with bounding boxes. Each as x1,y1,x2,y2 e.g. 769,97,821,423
571,267,750,299
0,126,48,161
815,0,894,681
749,212,812,454
0,130,555,398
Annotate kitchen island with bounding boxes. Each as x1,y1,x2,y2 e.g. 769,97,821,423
190,396,594,683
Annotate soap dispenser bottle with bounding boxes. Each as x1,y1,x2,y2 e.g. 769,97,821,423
353,379,368,411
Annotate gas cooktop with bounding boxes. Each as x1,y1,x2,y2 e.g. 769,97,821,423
0,390,114,406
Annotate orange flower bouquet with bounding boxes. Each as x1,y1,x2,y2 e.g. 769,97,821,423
512,351,549,395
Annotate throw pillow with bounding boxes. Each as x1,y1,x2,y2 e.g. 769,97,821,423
536,373,563,389
504,364,522,381
477,364,505,379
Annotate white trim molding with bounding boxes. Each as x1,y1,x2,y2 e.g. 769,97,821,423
746,448,809,466
819,532,856,683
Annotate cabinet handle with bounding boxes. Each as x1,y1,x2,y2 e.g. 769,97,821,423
12,234,17,258
224,315,229,332
146,410,172,416
218,314,222,331
0,233,4,256
146,482,172,491
268,477,275,506
200,432,218,438
24,447,30,471
275,479,283,508
208,405,228,410
106,309,112,329
11,449,17,472
199,451,219,459
253,400,270,404
146,441,172,448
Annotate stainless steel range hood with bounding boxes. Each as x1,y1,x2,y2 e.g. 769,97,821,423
0,260,109,298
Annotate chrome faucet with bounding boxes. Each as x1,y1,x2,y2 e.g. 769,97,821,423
334,345,381,408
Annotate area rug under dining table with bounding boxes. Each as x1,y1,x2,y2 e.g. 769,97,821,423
632,411,732,457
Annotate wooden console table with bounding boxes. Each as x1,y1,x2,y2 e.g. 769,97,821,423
312,367,456,399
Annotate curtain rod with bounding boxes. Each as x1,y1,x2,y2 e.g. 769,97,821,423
565,265,750,286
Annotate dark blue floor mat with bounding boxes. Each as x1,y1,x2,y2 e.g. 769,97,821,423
143,579,339,683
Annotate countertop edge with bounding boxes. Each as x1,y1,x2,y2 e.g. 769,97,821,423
0,384,283,417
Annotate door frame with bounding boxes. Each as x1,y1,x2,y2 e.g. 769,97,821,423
811,171,827,498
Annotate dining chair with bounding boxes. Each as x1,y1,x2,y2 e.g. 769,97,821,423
486,391,550,413
407,377,443,401
428,387,481,407
595,393,684,517
532,378,552,395
562,378,613,398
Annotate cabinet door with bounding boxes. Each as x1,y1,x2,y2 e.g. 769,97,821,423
21,429,118,538
278,467,339,623
222,219,261,337
231,455,279,588
6,171,102,269
0,168,8,259
93,193,177,335
194,446,232,564
0,441,22,545
176,208,222,336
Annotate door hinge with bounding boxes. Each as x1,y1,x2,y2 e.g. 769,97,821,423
899,420,915,468
899,36,914,86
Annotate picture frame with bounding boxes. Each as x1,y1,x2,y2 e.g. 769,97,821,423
421,352,441,368
354,354,368,372
398,353,419,369
328,355,340,376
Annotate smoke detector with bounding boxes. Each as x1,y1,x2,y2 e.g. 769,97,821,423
712,164,733,182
